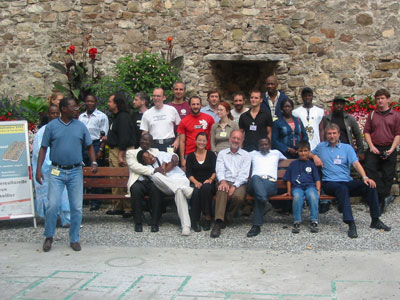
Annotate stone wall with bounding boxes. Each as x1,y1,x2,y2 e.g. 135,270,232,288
1,0,400,107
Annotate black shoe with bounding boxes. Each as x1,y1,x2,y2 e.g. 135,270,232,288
247,225,261,237
135,223,143,232
202,220,211,231
106,210,124,215
348,222,358,238
122,211,133,218
370,218,391,231
192,221,201,232
43,237,53,252
210,223,221,238
292,223,300,234
90,205,100,211
319,202,331,214
382,195,395,213
151,225,159,232
70,242,81,251
310,222,319,233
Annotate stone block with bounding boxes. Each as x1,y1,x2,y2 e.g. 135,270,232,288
127,2,139,12
370,71,392,78
122,11,134,19
309,36,323,44
232,29,243,40
249,24,270,42
221,0,230,7
41,12,56,22
356,13,373,26
81,0,102,4
109,2,120,11
339,33,353,42
241,8,259,16
33,72,43,78
342,78,355,87
377,62,400,70
232,0,243,8
175,0,185,9
52,1,72,12
243,0,254,7
2,33,13,40
26,4,44,13
124,29,142,43
274,24,290,40
320,28,335,38
288,77,304,88
382,28,395,38
118,20,135,29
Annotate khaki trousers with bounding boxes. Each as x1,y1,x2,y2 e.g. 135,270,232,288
215,181,247,222
109,148,131,212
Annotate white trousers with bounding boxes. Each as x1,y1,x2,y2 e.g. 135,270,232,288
152,173,191,228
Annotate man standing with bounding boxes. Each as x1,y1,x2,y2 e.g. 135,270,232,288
210,130,251,238
323,96,364,159
201,90,221,122
140,87,181,152
312,123,391,238
79,94,109,211
261,75,289,120
364,89,400,211
168,81,190,120
239,90,273,152
177,96,215,170
131,91,149,148
106,92,136,217
36,97,97,252
230,92,249,123
292,87,325,150
126,133,164,233
246,138,287,237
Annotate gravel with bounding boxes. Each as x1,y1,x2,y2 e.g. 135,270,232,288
1,203,399,252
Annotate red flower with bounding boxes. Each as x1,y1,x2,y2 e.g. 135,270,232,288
8,112,11,116
88,48,97,60
66,44,75,54
167,36,173,43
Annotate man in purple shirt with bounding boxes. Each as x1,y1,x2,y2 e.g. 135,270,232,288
168,81,190,120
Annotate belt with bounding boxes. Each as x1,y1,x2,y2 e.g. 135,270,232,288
261,175,277,182
153,138,174,144
52,163,82,170
92,139,101,143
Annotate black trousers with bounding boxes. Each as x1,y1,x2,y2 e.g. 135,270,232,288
364,146,397,202
130,179,163,225
190,182,216,222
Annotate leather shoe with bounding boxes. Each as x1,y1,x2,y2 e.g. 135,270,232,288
122,211,133,218
210,223,221,238
247,225,261,237
70,242,81,251
382,195,395,213
202,220,211,231
370,218,391,231
135,223,143,232
348,222,358,238
319,202,330,214
106,210,124,215
43,237,53,252
192,221,201,232
151,225,159,232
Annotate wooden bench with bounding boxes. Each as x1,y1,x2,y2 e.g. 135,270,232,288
83,159,336,202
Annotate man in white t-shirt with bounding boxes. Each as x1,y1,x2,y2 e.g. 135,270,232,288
140,87,181,152
230,92,249,123
246,138,287,237
292,87,325,150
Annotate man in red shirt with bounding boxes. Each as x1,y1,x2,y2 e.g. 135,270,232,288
178,96,215,170
364,89,400,212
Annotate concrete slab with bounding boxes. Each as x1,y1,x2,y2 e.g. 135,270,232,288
1,243,399,300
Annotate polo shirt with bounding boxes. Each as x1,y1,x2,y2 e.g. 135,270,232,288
239,109,273,152
177,113,215,155
200,105,220,122
283,159,319,189
312,141,358,182
363,108,400,147
41,118,92,165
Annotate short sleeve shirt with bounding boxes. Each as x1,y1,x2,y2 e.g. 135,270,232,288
283,159,320,189
140,105,181,140
250,150,286,180
168,101,191,120
177,113,215,155
239,109,273,152
312,141,358,182
41,118,92,165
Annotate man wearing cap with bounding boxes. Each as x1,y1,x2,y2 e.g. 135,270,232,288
292,87,325,150
261,75,289,121
364,89,400,212
323,96,364,160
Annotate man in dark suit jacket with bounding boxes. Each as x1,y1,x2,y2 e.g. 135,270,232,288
261,75,289,120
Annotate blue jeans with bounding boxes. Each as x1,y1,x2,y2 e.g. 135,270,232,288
248,175,277,226
45,166,83,243
322,180,381,223
292,187,319,223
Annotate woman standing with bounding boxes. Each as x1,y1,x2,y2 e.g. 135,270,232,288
186,132,217,232
272,99,308,158
210,101,239,153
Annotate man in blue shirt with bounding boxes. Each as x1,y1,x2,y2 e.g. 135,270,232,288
311,123,390,238
36,97,98,252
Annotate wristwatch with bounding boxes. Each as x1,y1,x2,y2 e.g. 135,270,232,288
92,162,98,166
362,176,368,180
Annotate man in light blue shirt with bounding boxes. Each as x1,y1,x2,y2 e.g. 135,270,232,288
200,90,220,122
312,123,390,238
211,130,251,238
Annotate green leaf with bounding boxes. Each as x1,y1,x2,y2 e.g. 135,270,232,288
53,81,70,94
72,89,80,100
50,62,67,75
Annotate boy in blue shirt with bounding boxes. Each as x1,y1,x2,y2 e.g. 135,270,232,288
283,140,320,233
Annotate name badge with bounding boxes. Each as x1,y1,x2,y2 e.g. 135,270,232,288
273,117,278,122
167,146,174,154
333,158,342,164
51,168,60,176
249,125,257,131
194,125,202,129
220,132,227,137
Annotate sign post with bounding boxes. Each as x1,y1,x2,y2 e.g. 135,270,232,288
0,121,36,227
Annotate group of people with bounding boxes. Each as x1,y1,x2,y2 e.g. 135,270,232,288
32,75,400,252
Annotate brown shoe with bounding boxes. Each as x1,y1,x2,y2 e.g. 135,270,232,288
70,242,81,251
43,237,53,252
210,223,221,238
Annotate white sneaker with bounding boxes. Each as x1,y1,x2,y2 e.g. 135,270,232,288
182,186,194,199
181,226,190,236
